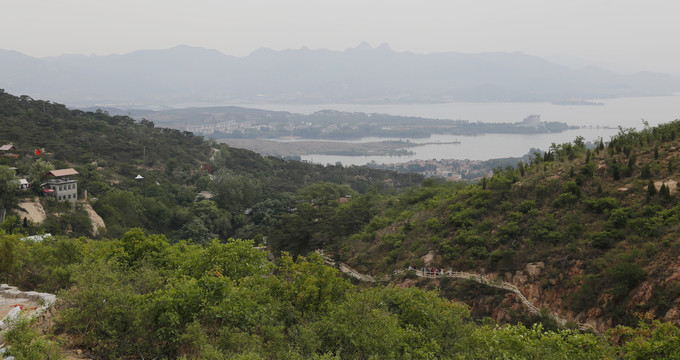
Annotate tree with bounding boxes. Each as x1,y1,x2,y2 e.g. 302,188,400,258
0,165,19,222
612,164,621,180
28,159,54,187
647,180,657,197
210,170,261,213
627,152,636,170
660,183,671,201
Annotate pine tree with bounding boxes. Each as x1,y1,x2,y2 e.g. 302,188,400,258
654,146,659,160
660,183,671,200
628,153,636,170
648,180,657,197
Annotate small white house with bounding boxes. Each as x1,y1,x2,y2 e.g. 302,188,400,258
18,178,30,190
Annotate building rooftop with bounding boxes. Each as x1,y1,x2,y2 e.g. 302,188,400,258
0,144,17,151
46,168,79,177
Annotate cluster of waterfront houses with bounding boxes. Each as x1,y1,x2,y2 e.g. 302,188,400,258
1,144,79,203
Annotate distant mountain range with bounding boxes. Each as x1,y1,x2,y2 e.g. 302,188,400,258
2,43,680,106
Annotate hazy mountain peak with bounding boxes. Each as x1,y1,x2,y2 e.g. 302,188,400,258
1,45,679,106
249,47,277,56
353,41,373,50
376,43,393,52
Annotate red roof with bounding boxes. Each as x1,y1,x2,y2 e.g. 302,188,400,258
47,168,79,177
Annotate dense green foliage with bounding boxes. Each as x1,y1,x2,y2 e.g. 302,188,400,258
3,230,679,359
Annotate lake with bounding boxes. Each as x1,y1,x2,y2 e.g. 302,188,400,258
235,94,680,165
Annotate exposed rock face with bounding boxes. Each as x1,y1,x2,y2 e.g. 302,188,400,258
664,306,680,322
491,258,680,333
666,258,680,282
631,281,654,304
421,251,435,267
525,262,544,279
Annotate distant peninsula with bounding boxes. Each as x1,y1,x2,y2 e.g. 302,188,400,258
101,106,579,141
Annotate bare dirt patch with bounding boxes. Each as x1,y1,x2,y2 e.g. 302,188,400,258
654,179,677,194
18,198,46,223
80,202,106,235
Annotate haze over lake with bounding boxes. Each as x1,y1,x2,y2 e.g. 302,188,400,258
235,93,680,165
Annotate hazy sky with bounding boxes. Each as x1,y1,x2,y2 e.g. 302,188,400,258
2,0,679,75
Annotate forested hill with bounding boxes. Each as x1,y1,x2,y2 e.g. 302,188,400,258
271,120,680,331
3,90,680,358
0,90,421,240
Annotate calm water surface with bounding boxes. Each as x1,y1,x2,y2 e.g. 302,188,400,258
235,94,680,165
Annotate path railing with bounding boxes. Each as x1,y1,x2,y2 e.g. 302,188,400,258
318,251,592,331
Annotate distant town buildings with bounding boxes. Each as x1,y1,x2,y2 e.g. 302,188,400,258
517,115,543,128
368,158,493,181
186,121,253,135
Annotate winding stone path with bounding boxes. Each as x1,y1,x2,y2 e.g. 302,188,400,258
320,253,592,331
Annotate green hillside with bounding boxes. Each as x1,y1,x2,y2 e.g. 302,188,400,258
0,90,420,240
285,122,680,330
2,90,680,358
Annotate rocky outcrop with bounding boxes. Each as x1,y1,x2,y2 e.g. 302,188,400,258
322,255,593,331
0,284,56,306
322,250,680,333
0,284,57,349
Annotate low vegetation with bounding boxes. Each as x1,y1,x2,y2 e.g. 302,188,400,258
2,230,680,359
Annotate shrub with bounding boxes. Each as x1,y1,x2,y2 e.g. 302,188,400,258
2,315,64,360
552,193,578,208
584,197,620,213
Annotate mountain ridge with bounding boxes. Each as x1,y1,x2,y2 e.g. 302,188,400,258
2,44,679,106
